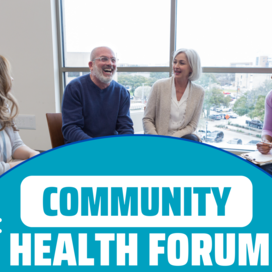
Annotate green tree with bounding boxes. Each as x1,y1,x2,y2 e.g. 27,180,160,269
195,73,218,88
117,73,167,95
233,94,254,116
248,95,266,121
117,74,148,94
254,79,272,95
203,88,227,117
149,72,169,80
233,79,272,118
223,96,232,107
134,86,152,100
214,73,235,86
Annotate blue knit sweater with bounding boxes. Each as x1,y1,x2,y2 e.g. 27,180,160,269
62,74,134,143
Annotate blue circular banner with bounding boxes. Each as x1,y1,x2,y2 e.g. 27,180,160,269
0,135,271,271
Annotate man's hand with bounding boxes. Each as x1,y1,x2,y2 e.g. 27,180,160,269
257,140,272,154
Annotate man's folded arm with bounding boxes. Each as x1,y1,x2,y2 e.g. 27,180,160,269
116,91,134,134
62,120,91,143
62,86,92,143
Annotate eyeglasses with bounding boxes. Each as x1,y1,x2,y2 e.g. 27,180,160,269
92,56,118,64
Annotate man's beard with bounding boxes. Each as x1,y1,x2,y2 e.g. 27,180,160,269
92,63,116,84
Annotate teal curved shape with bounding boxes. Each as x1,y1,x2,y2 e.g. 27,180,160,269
0,135,271,270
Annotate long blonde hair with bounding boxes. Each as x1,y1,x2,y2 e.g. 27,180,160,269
0,55,19,131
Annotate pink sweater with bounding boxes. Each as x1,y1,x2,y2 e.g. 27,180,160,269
262,90,272,137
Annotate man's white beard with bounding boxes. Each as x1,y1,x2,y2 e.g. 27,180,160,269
92,63,115,84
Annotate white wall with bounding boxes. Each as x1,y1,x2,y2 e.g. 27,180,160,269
0,0,59,151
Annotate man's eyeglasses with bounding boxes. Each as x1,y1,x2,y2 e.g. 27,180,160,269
92,56,118,64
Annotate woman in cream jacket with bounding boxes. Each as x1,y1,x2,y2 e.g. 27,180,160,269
143,48,204,140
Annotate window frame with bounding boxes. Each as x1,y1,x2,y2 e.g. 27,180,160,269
55,0,272,153
56,0,272,95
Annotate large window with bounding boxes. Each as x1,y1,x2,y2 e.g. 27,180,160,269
176,0,272,67
195,73,272,150
56,0,272,151
62,0,170,67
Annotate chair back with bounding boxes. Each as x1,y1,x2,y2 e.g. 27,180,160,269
46,113,65,148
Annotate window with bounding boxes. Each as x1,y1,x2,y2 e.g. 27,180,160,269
117,72,169,133
62,0,170,67
195,73,272,150
56,0,272,151
176,0,272,67
67,72,80,78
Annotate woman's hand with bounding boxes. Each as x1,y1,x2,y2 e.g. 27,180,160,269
257,141,272,154
13,146,39,160
28,151,40,158
8,150,39,170
9,160,24,169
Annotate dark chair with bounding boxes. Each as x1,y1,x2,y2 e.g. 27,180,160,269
46,113,65,148
182,134,202,142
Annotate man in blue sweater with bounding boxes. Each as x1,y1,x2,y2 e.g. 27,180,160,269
62,46,134,143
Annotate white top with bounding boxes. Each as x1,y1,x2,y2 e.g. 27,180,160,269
168,81,190,135
0,125,25,175
0,129,12,163
143,76,205,137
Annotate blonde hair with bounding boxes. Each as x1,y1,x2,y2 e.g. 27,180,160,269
0,55,19,131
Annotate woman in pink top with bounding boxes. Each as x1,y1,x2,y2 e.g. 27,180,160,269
257,90,272,174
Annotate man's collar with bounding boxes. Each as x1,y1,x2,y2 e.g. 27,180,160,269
89,74,112,90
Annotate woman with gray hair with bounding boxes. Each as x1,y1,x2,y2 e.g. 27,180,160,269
143,48,204,140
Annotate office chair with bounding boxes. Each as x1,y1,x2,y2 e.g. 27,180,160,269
46,113,65,148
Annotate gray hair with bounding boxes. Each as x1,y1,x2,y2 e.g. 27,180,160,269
172,48,202,81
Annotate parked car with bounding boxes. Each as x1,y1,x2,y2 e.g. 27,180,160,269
246,140,260,145
246,119,263,129
198,129,211,134
227,138,242,145
229,113,238,118
203,130,224,143
198,129,211,140
218,113,231,119
208,114,221,120
215,108,222,112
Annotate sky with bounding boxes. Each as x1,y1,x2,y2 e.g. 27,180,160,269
63,0,272,67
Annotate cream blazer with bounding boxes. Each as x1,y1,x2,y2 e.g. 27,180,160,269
143,76,205,138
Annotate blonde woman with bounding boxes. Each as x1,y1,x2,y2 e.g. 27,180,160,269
143,48,204,141
0,55,39,175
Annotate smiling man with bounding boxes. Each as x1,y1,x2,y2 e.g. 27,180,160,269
62,46,134,143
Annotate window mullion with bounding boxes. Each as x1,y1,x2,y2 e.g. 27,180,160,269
169,0,177,77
